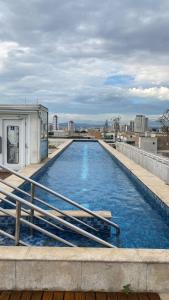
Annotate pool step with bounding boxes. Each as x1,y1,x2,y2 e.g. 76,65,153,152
0,210,112,236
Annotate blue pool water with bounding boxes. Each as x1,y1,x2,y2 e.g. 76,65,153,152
29,141,169,249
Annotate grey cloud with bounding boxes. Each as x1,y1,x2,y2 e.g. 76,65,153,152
0,0,169,120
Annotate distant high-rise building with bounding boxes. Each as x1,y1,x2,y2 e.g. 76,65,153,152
120,124,130,132
68,120,75,132
53,115,59,130
112,117,120,132
134,115,148,133
103,120,109,133
129,121,135,132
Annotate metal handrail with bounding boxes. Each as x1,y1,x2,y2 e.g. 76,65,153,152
0,203,75,247
0,179,98,233
0,187,116,248
0,205,29,246
0,164,120,235
0,193,64,232
0,227,28,246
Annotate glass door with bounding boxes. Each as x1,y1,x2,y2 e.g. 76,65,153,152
7,125,19,164
3,120,25,170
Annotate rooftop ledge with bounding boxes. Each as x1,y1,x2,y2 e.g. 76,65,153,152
0,246,169,263
0,247,169,292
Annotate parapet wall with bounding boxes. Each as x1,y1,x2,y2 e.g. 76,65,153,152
1,247,169,292
116,142,169,184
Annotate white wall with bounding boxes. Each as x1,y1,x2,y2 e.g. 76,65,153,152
29,112,40,163
0,109,47,168
116,142,169,184
139,137,157,154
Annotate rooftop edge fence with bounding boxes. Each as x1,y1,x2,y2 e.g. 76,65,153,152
116,142,169,184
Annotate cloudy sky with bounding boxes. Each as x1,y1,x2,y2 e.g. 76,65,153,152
0,0,169,123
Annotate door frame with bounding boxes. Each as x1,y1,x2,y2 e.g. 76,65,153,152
2,119,26,170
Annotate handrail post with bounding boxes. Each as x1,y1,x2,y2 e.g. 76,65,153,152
15,201,21,246
30,183,35,235
0,187,117,248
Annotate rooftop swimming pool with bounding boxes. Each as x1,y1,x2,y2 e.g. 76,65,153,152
2,141,169,248
25,141,169,248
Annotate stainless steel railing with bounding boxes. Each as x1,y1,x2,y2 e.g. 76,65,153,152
0,187,116,248
0,201,75,247
0,179,98,233
0,164,120,235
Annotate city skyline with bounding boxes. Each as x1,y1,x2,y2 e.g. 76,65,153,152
49,112,158,126
0,1,169,121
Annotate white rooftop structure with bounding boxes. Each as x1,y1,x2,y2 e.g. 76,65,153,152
0,104,48,170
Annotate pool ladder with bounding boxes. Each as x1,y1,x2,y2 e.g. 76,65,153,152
0,164,120,248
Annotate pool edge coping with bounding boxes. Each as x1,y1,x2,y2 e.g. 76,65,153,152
0,246,169,263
